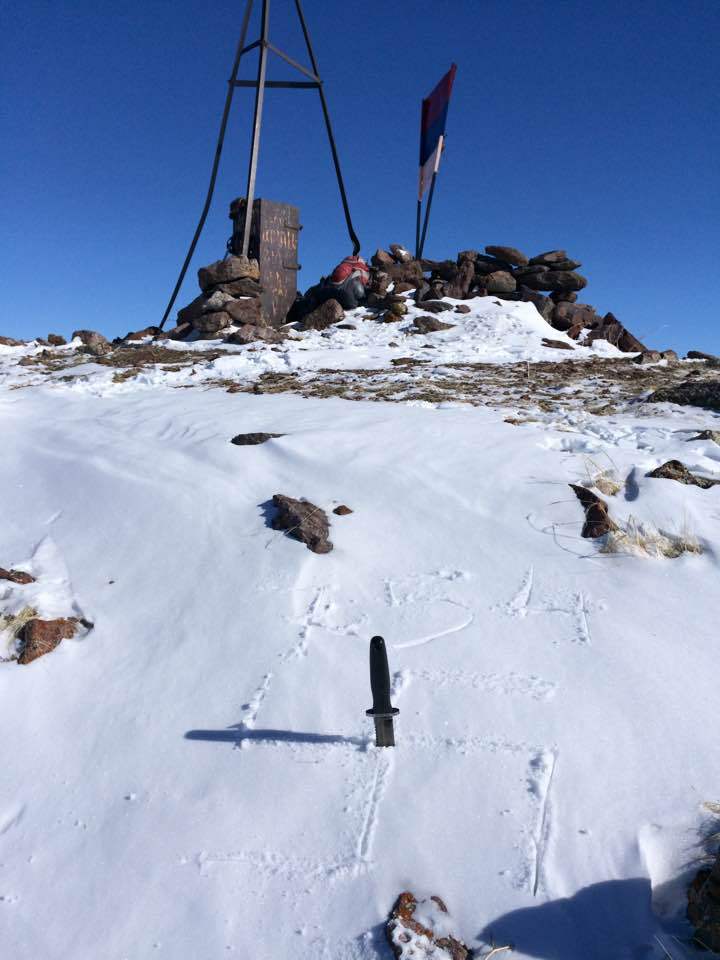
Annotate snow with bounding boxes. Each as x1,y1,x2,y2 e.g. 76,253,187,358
1,300,718,959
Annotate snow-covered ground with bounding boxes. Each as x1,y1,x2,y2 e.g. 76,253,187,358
1,298,718,959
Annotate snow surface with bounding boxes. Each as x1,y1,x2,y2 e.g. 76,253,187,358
1,300,718,959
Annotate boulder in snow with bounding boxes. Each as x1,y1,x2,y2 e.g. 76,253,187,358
645,460,720,489
569,484,617,538
413,315,455,334
484,270,517,294
223,297,264,326
18,618,78,665
0,568,35,584
224,324,285,345
271,494,333,554
333,505,353,515
72,329,111,356
198,255,259,291
302,299,345,330
231,432,284,446
47,334,67,346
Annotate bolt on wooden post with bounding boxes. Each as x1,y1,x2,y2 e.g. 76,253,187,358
365,636,399,747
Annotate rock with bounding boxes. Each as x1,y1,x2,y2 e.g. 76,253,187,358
371,248,394,268
203,289,236,313
687,350,720,362
164,322,192,341
125,326,161,341
18,618,77,665
646,460,720,489
389,243,412,263
177,293,209,325
454,304,471,314
444,259,474,299
551,290,578,304
231,433,283,445
384,260,424,286
521,270,587,292
198,255,259,291
457,249,479,264
0,568,36,584
271,494,332,554
386,300,408,317
518,287,554,321
419,300,452,313
542,338,574,350
193,311,232,336
661,349,678,361
223,296,263,326
551,301,598,331
393,281,416,295
387,892,469,960
336,323,356,330
474,258,514,276
688,852,720,952
584,312,646,352
333,505,353,515
633,350,663,364
0,336,25,346
211,277,263,298
484,270,517,293
485,244,529,266
569,484,617,538
529,249,569,266
224,324,285,345
47,334,66,346
302,298,344,330
649,380,720,412
391,357,430,366
72,329,111,355
413,316,455,334
685,430,720,444
421,258,459,281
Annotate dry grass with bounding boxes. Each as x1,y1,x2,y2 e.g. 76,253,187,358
601,515,703,559
0,605,38,661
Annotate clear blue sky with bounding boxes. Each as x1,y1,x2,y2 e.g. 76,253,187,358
3,0,719,352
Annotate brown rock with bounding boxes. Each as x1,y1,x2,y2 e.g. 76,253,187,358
223,297,263,326
474,258,514,276
444,259,475,299
421,259,459,281
551,290,578,304
384,260,424,286
389,244,412,263
661,349,678,361
0,336,25,346
685,430,720,444
211,278,263,298
72,329,111,355
484,270,517,293
569,484,617,538
125,326,161,341
584,312,646,352
0,568,36,584
164,322,192,341
193,311,232,336
521,270,588,293
271,494,333,554
529,249,569,266
18,618,77,665
333,505,353,515
649,380,720,412
518,287,555,321
413,316,455,334
198,255,259,291
454,304,471,314
419,300,452,314
386,300,408,317
457,250,479,264
231,432,284,445
371,248,394,268
551,301,598,331
485,245,529,266
542,338,574,350
646,460,720,489
687,350,720,362
393,281,415,294
47,334,67,346
302,299,345,330
387,892,469,960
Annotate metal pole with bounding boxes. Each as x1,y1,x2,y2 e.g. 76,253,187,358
241,0,270,258
415,198,422,260
159,0,254,329
293,0,361,256
417,172,437,261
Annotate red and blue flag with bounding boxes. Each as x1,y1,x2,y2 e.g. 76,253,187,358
419,64,457,198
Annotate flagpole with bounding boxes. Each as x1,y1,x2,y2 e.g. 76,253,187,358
417,135,443,260
415,198,422,260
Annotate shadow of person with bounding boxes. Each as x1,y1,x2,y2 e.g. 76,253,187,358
479,878,665,960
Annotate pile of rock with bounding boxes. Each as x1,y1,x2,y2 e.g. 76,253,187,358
365,243,646,352
167,255,285,345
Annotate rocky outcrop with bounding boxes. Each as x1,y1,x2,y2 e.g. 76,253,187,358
649,380,720,412
688,851,720,951
271,495,333,554
172,254,265,340
387,892,469,960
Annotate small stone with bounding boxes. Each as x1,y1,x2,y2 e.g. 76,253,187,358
646,460,720,489
389,244,412,263
387,892,469,960
224,325,285,345
454,304,471,314
18,618,78,665
542,338,574,350
413,316,455,334
231,433,283,445
47,334,67,346
336,324,356,330
419,300,452,313
0,568,36,584
72,329,111,355
333,505,353,516
569,484,617,538
271,494,333,554
386,300,408,317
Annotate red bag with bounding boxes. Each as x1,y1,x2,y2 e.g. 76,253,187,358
330,255,370,286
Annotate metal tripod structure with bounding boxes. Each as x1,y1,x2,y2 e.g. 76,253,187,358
160,0,360,329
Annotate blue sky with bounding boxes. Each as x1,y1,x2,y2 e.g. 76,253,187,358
3,0,719,352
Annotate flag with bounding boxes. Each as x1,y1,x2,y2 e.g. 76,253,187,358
418,64,457,199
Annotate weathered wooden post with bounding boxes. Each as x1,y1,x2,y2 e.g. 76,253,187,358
365,636,399,747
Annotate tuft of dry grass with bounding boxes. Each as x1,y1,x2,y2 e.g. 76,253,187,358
0,605,39,660
601,515,703,559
